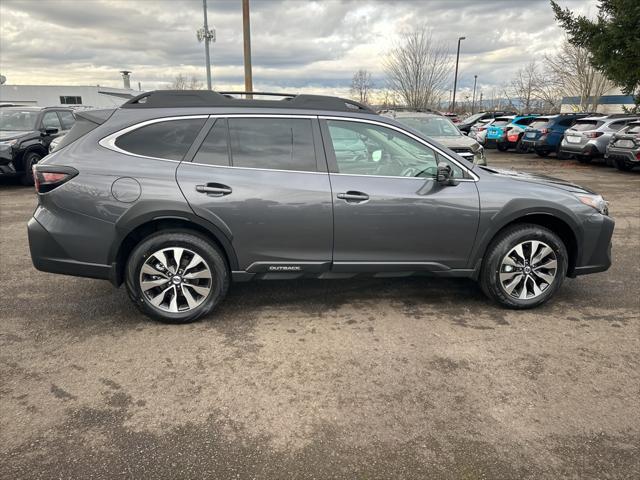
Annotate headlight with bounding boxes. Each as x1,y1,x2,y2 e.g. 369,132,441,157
577,194,609,215
0,139,18,147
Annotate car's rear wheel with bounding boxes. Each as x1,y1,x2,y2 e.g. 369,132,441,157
125,231,229,323
614,158,634,171
535,149,550,157
576,155,592,163
21,152,41,186
480,224,567,309
496,143,509,152
556,144,570,160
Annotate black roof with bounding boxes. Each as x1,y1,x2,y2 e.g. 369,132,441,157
121,90,376,114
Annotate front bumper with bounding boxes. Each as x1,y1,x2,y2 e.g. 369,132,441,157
572,214,615,277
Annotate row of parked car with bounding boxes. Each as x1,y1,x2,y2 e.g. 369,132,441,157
464,111,640,172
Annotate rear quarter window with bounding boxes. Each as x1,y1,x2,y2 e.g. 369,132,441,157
115,118,206,160
529,119,550,129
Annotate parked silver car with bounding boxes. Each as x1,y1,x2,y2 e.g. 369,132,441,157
382,111,486,165
469,118,495,145
559,115,640,163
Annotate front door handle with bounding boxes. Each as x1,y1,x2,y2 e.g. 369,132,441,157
195,183,232,196
337,191,369,203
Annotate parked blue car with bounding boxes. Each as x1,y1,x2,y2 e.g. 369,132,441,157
486,115,538,151
520,113,592,158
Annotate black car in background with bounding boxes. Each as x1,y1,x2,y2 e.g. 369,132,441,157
0,106,75,184
457,111,515,134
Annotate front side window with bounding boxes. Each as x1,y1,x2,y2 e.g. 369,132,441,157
58,111,75,130
228,118,316,172
325,120,465,179
115,118,206,160
41,111,62,130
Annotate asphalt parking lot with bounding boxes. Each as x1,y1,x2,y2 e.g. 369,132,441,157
1,152,639,479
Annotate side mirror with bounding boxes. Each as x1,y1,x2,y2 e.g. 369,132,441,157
371,149,382,162
436,162,456,186
42,127,59,136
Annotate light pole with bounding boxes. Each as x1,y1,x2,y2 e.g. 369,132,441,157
242,0,253,97
197,0,216,90
451,36,465,112
471,74,478,114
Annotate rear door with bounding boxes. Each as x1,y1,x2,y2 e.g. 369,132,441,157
177,115,333,274
320,117,480,272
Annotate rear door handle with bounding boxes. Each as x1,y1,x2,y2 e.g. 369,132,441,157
337,191,369,203
195,184,232,196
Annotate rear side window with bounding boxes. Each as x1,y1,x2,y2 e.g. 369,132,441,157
626,123,640,134
228,118,316,172
609,121,627,131
492,118,510,126
515,117,536,126
559,118,575,127
571,120,603,131
115,118,206,160
193,119,229,166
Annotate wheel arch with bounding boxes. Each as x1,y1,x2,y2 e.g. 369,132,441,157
110,214,239,286
474,210,581,278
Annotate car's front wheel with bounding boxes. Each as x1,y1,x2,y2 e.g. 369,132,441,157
496,143,509,152
125,231,229,323
21,151,41,186
614,158,634,171
480,224,568,309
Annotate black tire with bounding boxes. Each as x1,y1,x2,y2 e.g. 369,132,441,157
556,144,570,160
479,224,568,309
125,231,229,323
20,151,41,186
576,155,592,164
515,139,528,154
496,142,509,152
535,149,550,157
614,159,634,171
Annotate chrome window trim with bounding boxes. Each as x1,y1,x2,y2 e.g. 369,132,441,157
99,114,316,164
319,115,480,181
188,162,326,175
98,115,210,162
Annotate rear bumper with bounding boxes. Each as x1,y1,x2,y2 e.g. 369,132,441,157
28,215,117,284
606,147,639,163
559,142,602,157
571,214,614,277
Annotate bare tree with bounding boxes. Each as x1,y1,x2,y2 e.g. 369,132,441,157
384,28,453,110
351,69,373,104
544,40,614,112
506,60,542,113
169,74,204,90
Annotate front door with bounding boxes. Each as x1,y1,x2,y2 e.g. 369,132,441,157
320,118,480,272
177,116,333,274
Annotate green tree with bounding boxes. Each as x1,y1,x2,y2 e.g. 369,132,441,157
550,0,640,111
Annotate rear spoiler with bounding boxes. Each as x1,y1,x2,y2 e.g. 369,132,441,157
75,108,116,125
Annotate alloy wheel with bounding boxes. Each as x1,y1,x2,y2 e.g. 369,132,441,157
139,247,213,313
499,240,558,300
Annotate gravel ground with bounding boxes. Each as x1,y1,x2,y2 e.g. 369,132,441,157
1,151,639,479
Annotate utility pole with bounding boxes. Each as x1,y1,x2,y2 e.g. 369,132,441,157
451,36,465,112
479,92,483,111
471,74,478,114
198,0,216,90
242,0,253,98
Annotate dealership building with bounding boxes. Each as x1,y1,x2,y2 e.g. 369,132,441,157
0,84,140,108
560,86,635,114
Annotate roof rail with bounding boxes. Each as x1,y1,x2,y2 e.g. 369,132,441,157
121,90,376,114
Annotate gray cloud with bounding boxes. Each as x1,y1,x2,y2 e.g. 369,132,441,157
0,0,598,97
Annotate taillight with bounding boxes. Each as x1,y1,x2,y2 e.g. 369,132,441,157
636,151,640,160
33,166,78,193
584,131,604,138
478,126,487,131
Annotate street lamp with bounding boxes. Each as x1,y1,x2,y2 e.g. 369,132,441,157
451,36,465,113
471,74,478,114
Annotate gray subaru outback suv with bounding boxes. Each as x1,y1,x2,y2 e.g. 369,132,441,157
28,90,614,323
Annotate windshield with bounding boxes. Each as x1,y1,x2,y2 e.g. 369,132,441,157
398,116,461,137
0,110,39,131
460,112,485,125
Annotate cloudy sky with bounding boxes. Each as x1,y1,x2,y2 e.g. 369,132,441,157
0,0,597,100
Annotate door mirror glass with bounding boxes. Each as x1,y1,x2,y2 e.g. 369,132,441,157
436,162,454,185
